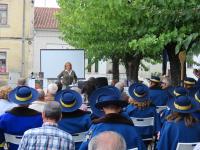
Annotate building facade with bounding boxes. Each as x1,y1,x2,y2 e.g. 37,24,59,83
0,0,34,85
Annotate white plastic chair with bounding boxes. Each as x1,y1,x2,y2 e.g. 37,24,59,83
130,117,154,141
131,117,154,127
176,142,200,150
128,148,138,150
156,106,167,113
4,133,22,145
72,131,87,143
194,143,200,150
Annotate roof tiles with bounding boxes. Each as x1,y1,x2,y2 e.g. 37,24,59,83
34,7,59,29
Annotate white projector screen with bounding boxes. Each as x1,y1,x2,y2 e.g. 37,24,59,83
40,49,85,79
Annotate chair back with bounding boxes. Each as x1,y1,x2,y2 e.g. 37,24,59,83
176,142,200,150
4,133,22,145
128,148,138,150
130,117,154,127
156,106,167,113
72,131,87,143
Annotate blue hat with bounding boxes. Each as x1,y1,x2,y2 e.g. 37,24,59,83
168,96,199,113
184,77,196,85
128,83,149,102
55,89,82,112
195,90,200,103
173,86,188,97
8,86,39,105
95,94,127,109
148,76,160,83
89,86,126,117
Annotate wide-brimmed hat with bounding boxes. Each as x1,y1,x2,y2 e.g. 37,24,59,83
173,86,188,97
195,90,200,103
168,96,199,113
95,94,127,109
55,89,82,112
89,86,127,117
147,76,160,83
128,83,149,102
184,77,196,85
8,86,39,105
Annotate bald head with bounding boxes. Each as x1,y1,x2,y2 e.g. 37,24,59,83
88,131,126,150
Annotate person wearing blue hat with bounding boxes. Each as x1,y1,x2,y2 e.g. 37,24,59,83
148,76,161,84
148,76,169,106
79,87,146,150
192,90,200,120
184,77,198,97
160,86,188,124
172,86,189,97
157,96,200,150
89,85,123,119
126,83,161,145
0,86,43,150
55,89,91,150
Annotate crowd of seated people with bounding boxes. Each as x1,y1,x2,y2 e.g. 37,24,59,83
0,74,199,150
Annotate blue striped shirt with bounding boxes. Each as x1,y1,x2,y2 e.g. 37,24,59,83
18,122,75,150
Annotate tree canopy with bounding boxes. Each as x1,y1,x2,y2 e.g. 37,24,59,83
57,0,200,85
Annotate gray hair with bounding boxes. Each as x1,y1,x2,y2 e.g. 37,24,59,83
70,87,81,94
115,82,125,92
43,101,62,122
47,83,58,95
17,78,26,86
161,77,171,87
88,131,126,150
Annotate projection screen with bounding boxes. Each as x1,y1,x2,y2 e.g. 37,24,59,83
40,49,85,79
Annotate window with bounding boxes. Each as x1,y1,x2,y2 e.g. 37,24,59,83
0,4,8,25
0,52,6,73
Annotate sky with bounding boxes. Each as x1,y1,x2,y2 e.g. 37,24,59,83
34,0,59,8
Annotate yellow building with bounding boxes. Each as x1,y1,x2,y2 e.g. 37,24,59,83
0,0,34,85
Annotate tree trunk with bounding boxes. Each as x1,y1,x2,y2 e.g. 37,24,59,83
112,57,119,81
124,54,142,83
162,49,168,75
166,43,186,86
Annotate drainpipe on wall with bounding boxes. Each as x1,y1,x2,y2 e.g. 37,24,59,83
21,0,26,77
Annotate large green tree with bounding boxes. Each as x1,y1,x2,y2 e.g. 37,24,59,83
57,0,200,85
57,0,160,82
128,0,200,85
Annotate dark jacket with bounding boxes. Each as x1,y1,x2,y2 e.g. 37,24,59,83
0,107,43,150
57,70,77,86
